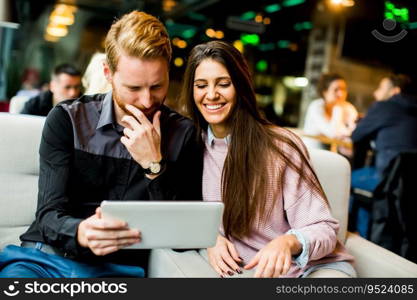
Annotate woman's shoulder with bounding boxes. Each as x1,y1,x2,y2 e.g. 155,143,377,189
269,126,309,158
307,98,325,109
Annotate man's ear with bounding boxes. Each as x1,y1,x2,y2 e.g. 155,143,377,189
103,61,113,83
49,77,58,94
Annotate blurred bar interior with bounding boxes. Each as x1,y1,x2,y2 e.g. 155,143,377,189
1,0,417,124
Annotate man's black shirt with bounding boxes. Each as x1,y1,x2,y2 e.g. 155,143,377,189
21,90,54,116
351,93,417,174
20,92,203,266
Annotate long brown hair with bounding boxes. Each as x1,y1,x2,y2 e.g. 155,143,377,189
181,41,327,239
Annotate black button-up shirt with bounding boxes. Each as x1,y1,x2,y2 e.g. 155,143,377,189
20,92,203,267
21,90,54,116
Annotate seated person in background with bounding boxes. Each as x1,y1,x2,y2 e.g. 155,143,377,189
14,68,41,99
0,10,202,278
303,73,358,150
351,74,417,191
82,52,112,95
180,41,355,278
21,64,82,116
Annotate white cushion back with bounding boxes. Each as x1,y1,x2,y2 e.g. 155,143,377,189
308,149,351,242
0,113,45,248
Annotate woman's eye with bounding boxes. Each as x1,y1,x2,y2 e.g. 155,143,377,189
195,85,207,89
219,82,231,87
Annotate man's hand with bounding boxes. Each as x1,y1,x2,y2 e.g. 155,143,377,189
77,207,141,256
244,234,301,278
207,235,243,277
120,104,162,173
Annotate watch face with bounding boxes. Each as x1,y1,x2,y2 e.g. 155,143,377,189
150,162,161,174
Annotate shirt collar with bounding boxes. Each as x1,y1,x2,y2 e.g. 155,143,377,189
96,91,117,130
207,125,231,146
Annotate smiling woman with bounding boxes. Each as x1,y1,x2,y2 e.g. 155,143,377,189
193,58,236,138
180,41,356,278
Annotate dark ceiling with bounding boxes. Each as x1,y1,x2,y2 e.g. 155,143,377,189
9,0,417,77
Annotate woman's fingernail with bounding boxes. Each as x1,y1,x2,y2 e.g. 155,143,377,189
236,268,242,274
228,271,234,276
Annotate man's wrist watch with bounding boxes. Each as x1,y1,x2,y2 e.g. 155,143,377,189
144,160,165,175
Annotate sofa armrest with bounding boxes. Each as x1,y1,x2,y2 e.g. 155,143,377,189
345,232,417,277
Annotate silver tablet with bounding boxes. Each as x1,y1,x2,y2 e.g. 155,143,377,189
100,201,223,249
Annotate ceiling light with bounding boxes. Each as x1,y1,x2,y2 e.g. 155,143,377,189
46,24,68,37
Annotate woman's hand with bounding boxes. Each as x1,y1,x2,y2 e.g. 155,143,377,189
244,234,301,278
207,235,243,277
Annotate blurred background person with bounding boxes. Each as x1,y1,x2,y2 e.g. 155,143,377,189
350,74,417,238
373,75,404,102
20,64,82,116
14,68,41,98
351,74,417,188
352,74,408,170
303,73,358,150
82,52,111,95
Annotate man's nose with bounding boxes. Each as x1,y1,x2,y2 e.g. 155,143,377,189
140,89,153,109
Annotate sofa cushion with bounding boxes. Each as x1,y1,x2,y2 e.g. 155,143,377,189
0,113,44,174
0,113,45,250
0,173,38,227
308,149,350,242
0,226,29,249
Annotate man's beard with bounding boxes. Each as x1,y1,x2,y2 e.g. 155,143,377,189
112,86,132,116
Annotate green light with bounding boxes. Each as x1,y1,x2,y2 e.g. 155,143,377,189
385,12,394,20
384,1,409,23
182,28,197,39
408,22,417,30
241,11,256,20
259,43,275,51
265,4,281,13
187,12,207,22
166,22,198,40
385,2,394,10
294,21,312,31
240,33,260,45
277,40,290,48
282,0,305,7
256,60,268,72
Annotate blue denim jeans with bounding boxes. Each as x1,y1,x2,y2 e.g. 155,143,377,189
350,166,380,238
0,244,144,278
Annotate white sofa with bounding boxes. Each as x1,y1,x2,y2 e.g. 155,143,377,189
1,112,417,277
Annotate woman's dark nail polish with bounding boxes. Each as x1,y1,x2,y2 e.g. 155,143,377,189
228,271,234,276
236,269,242,274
